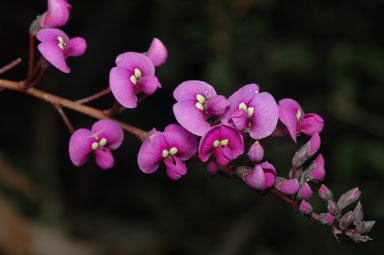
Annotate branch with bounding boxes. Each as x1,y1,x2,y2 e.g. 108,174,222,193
0,78,148,142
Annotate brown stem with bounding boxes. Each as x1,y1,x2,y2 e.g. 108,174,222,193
25,35,35,87
29,68,45,88
76,87,111,104
104,101,122,117
0,58,22,75
55,105,75,133
0,79,148,142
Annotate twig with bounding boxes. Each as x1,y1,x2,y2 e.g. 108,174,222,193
0,78,148,142
0,58,22,75
104,101,122,117
24,35,35,87
76,87,111,104
54,105,75,133
29,68,45,88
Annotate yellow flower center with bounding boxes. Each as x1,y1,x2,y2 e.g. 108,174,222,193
130,68,142,85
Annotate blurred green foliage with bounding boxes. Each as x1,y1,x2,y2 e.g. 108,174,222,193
1,0,383,253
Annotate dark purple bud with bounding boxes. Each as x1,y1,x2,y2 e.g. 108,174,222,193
207,159,219,175
345,229,372,243
318,212,334,226
297,182,313,200
339,211,354,231
353,201,363,226
318,184,333,201
337,187,361,210
356,221,375,234
248,141,264,162
299,200,313,215
327,200,341,218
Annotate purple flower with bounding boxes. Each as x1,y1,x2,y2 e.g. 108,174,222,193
199,124,244,166
278,98,324,142
173,80,228,136
36,28,87,73
248,141,264,162
244,162,276,190
69,120,124,170
308,153,325,182
297,182,313,200
221,84,279,140
137,124,197,180
30,0,72,35
275,177,300,195
109,51,161,108
299,200,313,215
146,38,168,67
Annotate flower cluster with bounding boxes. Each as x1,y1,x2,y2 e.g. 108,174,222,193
28,0,373,243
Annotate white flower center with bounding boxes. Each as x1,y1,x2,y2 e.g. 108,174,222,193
296,109,302,121
57,36,65,51
238,102,254,118
130,68,142,85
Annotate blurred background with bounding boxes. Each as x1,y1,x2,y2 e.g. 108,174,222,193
1,0,383,254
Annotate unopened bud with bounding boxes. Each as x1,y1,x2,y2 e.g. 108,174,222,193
275,178,299,195
292,133,321,167
234,166,252,179
345,229,372,243
297,182,313,200
248,141,264,162
299,200,313,215
356,221,376,234
339,211,354,231
318,212,334,226
337,187,361,210
352,201,363,226
327,200,341,218
318,184,333,201
308,154,325,182
207,159,220,175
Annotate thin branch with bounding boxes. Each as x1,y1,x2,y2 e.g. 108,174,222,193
25,35,35,87
0,58,22,75
29,68,45,88
76,87,111,104
54,105,75,133
0,78,148,142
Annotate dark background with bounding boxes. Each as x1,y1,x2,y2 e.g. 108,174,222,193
1,0,383,254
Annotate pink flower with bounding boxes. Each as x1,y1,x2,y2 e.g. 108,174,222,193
137,124,197,180
244,162,276,190
278,98,324,142
308,153,325,182
275,177,300,195
36,28,87,73
221,84,279,140
173,80,228,136
109,48,163,108
30,0,72,35
199,125,244,166
248,141,264,162
69,120,124,170
297,182,313,200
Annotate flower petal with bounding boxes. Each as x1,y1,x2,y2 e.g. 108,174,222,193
146,38,168,67
36,27,69,42
137,130,168,174
249,92,279,140
230,109,248,131
65,37,87,57
277,179,300,195
94,148,115,170
219,125,244,159
137,75,161,95
164,156,187,180
173,80,217,101
245,164,266,190
278,98,304,142
69,128,94,166
115,52,154,75
163,124,197,160
298,113,324,136
109,67,137,108
38,40,69,73
173,101,211,136
44,0,71,27
91,120,124,150
207,95,228,116
213,146,233,165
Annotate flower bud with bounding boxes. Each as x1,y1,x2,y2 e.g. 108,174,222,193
308,154,325,182
297,182,313,200
352,201,363,226
318,184,333,201
292,133,321,167
327,200,341,218
248,141,264,162
318,212,334,226
299,200,313,215
207,159,219,175
337,187,361,210
339,211,354,231
275,178,299,195
356,221,375,234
